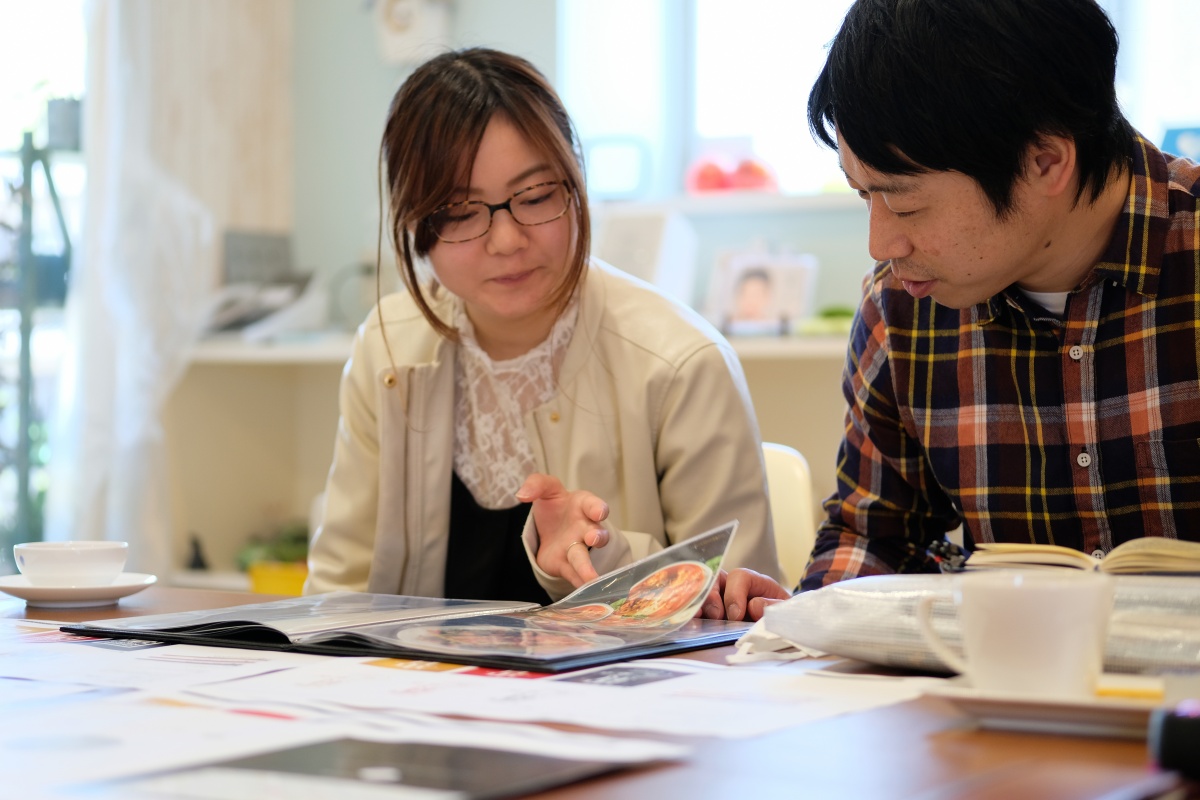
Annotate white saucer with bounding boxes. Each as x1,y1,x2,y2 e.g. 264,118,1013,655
0,573,157,608
924,680,1158,740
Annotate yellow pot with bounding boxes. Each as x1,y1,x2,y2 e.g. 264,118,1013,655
247,561,308,596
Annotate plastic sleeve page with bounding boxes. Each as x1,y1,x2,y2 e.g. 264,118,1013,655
70,592,535,639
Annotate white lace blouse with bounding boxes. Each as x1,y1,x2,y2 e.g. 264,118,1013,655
452,296,580,510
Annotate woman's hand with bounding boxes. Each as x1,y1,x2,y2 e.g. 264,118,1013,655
516,473,611,587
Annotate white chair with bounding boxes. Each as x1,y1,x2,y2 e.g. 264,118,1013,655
762,442,817,588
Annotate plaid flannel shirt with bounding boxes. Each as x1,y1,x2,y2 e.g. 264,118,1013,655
802,134,1200,591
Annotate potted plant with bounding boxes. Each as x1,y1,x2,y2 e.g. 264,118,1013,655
236,521,309,595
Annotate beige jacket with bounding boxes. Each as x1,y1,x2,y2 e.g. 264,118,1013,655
307,260,782,600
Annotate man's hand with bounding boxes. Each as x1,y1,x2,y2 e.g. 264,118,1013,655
697,568,791,621
516,473,611,587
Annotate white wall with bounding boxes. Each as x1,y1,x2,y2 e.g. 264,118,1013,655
291,0,559,327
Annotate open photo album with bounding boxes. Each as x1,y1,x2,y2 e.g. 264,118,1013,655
62,521,751,672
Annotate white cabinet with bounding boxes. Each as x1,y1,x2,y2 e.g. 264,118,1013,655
736,337,848,525
165,335,351,576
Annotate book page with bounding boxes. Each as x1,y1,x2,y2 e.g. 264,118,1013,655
966,542,1099,570
335,521,739,662
1103,537,1200,574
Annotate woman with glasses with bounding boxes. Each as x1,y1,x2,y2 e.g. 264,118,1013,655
306,48,782,603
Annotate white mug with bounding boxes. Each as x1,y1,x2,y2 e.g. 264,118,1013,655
916,570,1115,699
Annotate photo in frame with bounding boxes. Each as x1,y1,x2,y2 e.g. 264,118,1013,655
705,251,818,336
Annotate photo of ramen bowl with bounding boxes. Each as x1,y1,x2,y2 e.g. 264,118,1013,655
612,560,713,622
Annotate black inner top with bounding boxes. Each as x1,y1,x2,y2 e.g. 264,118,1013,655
444,471,552,605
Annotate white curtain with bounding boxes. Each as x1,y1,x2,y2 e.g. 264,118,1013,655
46,0,292,577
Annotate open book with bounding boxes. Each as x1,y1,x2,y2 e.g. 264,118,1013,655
965,537,1200,574
63,521,750,672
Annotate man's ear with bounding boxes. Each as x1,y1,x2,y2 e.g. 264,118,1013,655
1027,135,1077,199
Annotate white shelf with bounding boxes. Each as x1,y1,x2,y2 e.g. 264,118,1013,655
598,191,863,217
189,333,354,365
169,569,251,591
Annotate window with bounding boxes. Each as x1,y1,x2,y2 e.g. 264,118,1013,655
559,0,854,200
0,0,87,152
0,0,86,555
558,0,675,199
691,0,851,196
559,1,1200,201
1106,0,1200,158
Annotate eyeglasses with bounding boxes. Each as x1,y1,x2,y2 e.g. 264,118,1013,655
426,180,571,243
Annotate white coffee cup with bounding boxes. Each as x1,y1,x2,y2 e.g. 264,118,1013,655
13,541,129,587
916,570,1115,699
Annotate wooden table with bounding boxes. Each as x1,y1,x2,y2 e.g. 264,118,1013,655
5,587,1192,800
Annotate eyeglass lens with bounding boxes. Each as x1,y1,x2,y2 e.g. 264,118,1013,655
429,182,569,243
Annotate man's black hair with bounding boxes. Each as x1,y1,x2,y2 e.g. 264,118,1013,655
808,0,1134,216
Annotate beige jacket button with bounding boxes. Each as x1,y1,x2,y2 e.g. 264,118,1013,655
549,412,560,423
382,372,397,388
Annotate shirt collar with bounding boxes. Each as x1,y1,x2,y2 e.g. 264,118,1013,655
1090,133,1169,297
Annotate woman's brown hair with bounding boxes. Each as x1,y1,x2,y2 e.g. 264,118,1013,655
379,47,591,341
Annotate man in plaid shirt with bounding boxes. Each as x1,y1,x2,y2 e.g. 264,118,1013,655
711,0,1200,622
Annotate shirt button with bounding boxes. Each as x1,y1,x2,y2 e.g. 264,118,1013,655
1091,549,1105,559
549,412,560,423
1068,345,1084,361
1076,452,1092,468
